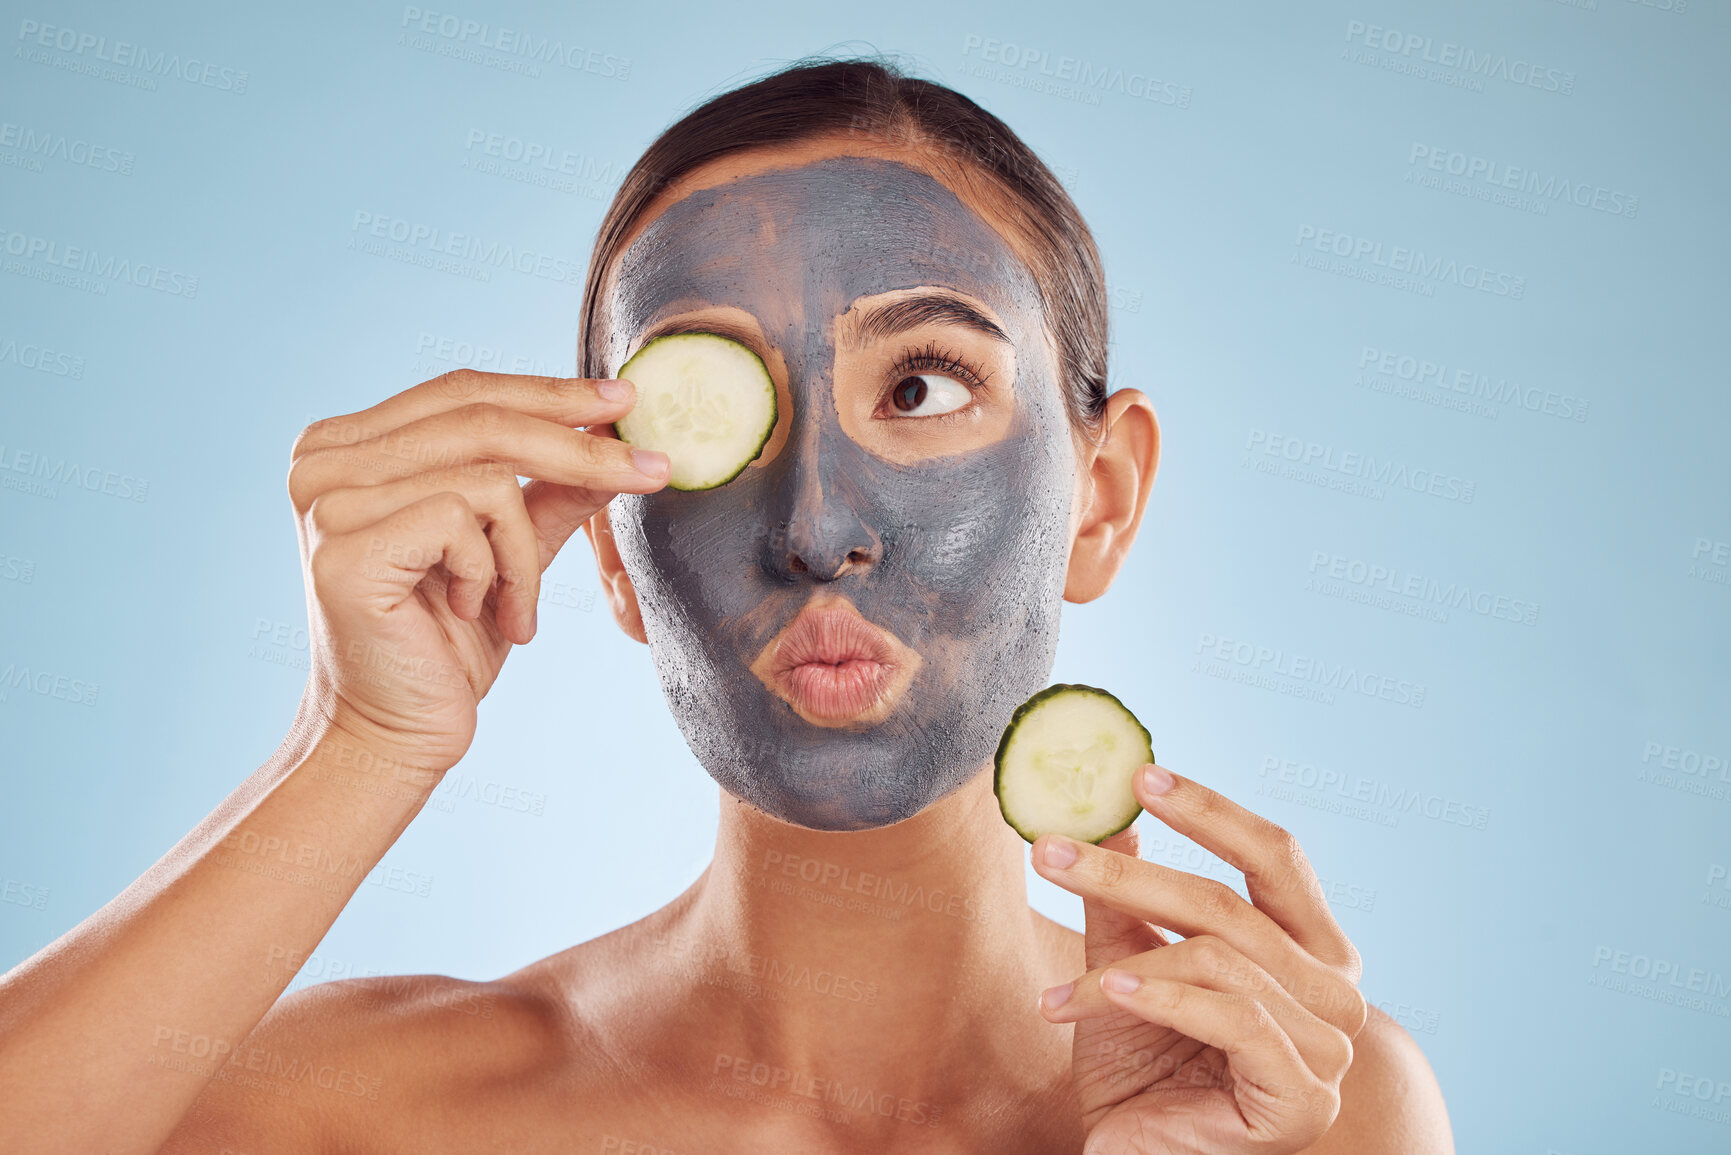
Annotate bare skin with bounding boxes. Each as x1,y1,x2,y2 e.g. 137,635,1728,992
0,134,1453,1153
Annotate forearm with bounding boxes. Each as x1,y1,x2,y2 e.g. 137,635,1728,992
0,709,444,1153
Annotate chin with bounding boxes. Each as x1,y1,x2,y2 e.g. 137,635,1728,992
676,709,994,833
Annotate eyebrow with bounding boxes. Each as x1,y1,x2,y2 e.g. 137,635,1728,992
634,291,1011,360
639,315,766,350
848,293,1011,348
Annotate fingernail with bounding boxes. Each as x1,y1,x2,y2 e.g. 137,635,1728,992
1042,836,1079,870
598,379,632,401
1103,968,1141,994
630,448,669,478
1039,982,1074,1011
1140,764,1176,795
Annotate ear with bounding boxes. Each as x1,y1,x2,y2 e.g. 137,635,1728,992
1064,388,1160,604
581,501,649,645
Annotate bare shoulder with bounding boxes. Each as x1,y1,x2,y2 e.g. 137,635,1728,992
1303,1004,1455,1154
158,965,584,1154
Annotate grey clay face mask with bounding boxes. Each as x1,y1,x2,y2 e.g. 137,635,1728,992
606,155,1077,831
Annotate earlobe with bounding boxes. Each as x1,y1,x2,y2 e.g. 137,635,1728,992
1063,388,1160,604
582,503,650,645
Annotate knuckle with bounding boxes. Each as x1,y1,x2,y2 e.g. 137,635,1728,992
1247,820,1307,889
1342,985,1369,1036
434,461,509,504
1091,850,1129,891
498,557,536,592
1191,878,1241,921
567,428,605,471
1268,824,1306,874
295,417,369,459
290,420,328,460
434,367,485,400
1231,993,1275,1036
1190,785,1226,825
429,490,475,527
1315,1077,1343,1124
1325,1027,1355,1080
534,374,572,403
483,463,525,502
1185,933,1235,978
460,401,507,437
286,453,324,511
1283,1078,1340,1146
308,541,342,592
303,492,339,535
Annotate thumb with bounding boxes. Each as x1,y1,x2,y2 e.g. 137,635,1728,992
1083,821,1168,970
522,478,609,573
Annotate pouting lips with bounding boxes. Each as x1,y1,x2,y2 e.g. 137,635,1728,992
750,597,924,727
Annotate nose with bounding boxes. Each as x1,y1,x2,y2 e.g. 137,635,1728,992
768,421,880,582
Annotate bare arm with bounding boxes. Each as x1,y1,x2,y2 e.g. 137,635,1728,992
0,712,441,1150
0,369,666,1153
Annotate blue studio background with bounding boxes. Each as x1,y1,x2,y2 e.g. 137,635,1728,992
3,0,1728,1148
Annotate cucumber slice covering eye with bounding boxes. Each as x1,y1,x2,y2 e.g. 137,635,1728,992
994,683,1155,844
613,333,778,491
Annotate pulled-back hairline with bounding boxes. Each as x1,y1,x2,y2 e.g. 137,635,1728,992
578,57,1110,450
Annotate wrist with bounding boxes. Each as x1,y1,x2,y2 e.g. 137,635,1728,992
285,683,471,781
304,723,448,800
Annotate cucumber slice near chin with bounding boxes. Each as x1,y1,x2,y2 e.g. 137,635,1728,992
613,333,777,491
994,683,1155,844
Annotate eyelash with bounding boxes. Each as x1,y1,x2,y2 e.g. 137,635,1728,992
883,341,992,420
643,328,992,420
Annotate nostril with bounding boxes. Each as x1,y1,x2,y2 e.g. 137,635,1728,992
846,550,870,565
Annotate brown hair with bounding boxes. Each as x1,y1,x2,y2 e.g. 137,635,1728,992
578,54,1110,447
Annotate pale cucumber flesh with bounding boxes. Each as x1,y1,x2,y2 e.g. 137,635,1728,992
613,333,777,491
994,684,1154,844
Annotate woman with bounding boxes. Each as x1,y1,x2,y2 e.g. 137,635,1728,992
0,58,1453,1152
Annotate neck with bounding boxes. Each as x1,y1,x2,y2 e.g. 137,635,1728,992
663,765,1078,1122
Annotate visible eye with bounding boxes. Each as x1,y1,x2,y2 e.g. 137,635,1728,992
887,373,973,418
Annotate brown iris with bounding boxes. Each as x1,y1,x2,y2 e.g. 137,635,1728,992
891,376,928,412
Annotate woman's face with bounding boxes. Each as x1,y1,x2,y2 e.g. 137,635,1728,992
599,145,1079,831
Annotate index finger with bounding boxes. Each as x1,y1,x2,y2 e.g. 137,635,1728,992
1135,764,1359,975
292,369,632,460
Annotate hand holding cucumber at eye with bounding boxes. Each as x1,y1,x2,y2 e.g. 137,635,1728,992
0,370,675,1153
287,369,672,772
611,332,778,490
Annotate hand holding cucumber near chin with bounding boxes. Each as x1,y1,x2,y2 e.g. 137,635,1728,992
287,368,673,771
999,685,1365,1152
1034,778,1365,1150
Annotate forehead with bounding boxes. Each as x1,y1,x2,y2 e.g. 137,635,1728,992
607,155,1042,341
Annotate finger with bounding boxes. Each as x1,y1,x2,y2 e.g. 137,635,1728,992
291,371,635,459
1041,937,1356,1082
1134,764,1358,973
1098,976,1335,1137
288,403,669,513
313,491,497,625
521,479,611,574
307,465,543,645
511,418,639,575
1080,824,1169,972
1032,832,1357,1032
